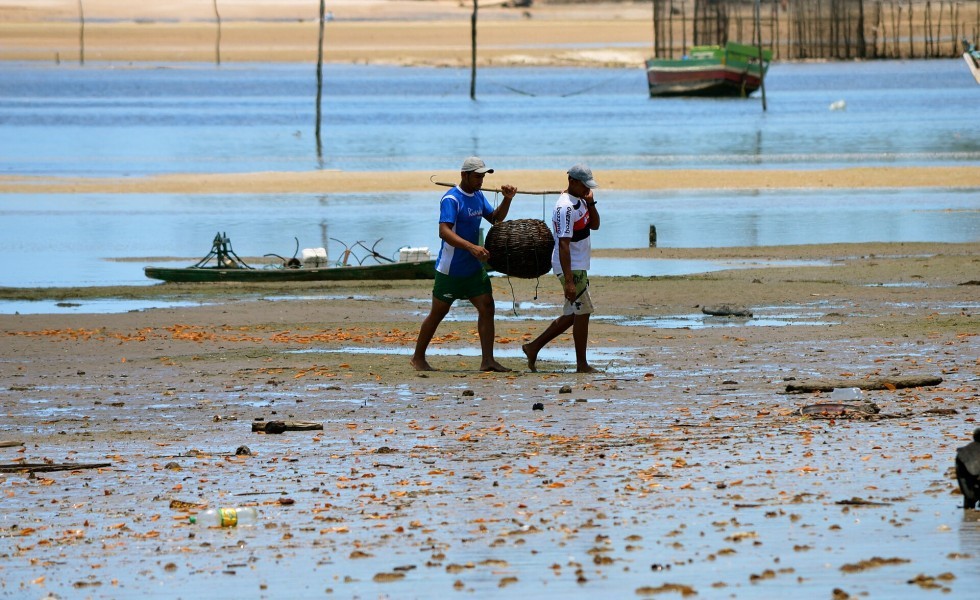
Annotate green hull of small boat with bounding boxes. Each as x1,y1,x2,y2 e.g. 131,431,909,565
144,260,437,283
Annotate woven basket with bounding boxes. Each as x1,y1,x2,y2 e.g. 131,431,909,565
484,219,555,279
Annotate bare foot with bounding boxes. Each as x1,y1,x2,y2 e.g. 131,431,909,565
576,364,601,373
522,343,538,372
410,357,436,371
480,360,512,373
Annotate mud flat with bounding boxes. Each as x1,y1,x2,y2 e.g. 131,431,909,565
1,241,978,597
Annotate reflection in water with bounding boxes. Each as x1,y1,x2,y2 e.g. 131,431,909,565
959,511,980,578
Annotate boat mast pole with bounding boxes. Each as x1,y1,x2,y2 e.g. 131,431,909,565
755,0,767,111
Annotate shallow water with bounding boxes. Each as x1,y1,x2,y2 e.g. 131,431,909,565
0,60,978,291
0,188,975,290
1,60,977,176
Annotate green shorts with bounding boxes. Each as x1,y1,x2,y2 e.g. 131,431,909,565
558,270,594,316
433,269,492,304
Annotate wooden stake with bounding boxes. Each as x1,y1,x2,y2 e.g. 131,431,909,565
213,0,222,65
316,0,326,157
471,0,478,100
77,0,85,65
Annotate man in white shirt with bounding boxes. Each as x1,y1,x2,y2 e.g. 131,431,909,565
522,163,601,373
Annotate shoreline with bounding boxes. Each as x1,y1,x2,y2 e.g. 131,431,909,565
2,166,979,194
2,241,977,299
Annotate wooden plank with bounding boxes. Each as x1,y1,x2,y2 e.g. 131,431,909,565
0,462,111,473
251,420,323,434
786,376,943,393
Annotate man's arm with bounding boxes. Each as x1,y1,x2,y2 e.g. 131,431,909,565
583,189,600,230
439,222,489,261
488,185,518,224
558,238,576,301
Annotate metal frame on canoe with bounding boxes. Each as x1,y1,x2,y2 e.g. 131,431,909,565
144,232,436,283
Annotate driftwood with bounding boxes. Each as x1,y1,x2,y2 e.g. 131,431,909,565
800,402,880,419
786,375,942,394
169,499,206,511
0,440,24,448
251,420,323,434
702,304,753,318
0,462,111,473
835,497,892,506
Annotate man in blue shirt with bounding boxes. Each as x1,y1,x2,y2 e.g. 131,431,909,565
411,156,517,372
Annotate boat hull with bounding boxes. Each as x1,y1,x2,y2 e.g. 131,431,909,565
646,66,765,97
646,42,770,98
964,51,980,84
144,260,437,283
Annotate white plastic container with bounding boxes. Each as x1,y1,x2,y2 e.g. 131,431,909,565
398,247,431,263
301,247,328,266
829,387,864,401
190,507,259,527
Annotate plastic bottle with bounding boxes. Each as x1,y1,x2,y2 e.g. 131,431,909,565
829,387,864,401
190,507,259,527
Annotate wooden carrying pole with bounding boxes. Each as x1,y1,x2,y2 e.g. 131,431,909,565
431,179,561,196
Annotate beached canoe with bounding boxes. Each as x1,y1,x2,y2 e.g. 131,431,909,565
144,259,436,283
144,232,436,283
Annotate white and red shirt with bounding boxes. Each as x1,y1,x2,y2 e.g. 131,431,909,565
551,191,592,273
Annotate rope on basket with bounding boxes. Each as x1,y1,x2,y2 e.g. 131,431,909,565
484,218,555,316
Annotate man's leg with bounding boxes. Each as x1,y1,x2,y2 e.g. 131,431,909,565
522,314,574,372
469,293,510,372
572,313,598,373
411,298,452,371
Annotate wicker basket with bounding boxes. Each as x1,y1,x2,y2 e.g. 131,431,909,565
484,219,555,279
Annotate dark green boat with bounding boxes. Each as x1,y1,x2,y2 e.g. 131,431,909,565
645,41,772,97
144,232,436,283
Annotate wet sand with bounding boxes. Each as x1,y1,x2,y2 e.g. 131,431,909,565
2,165,979,194
2,242,979,598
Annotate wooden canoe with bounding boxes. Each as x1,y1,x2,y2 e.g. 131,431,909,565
144,260,436,283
